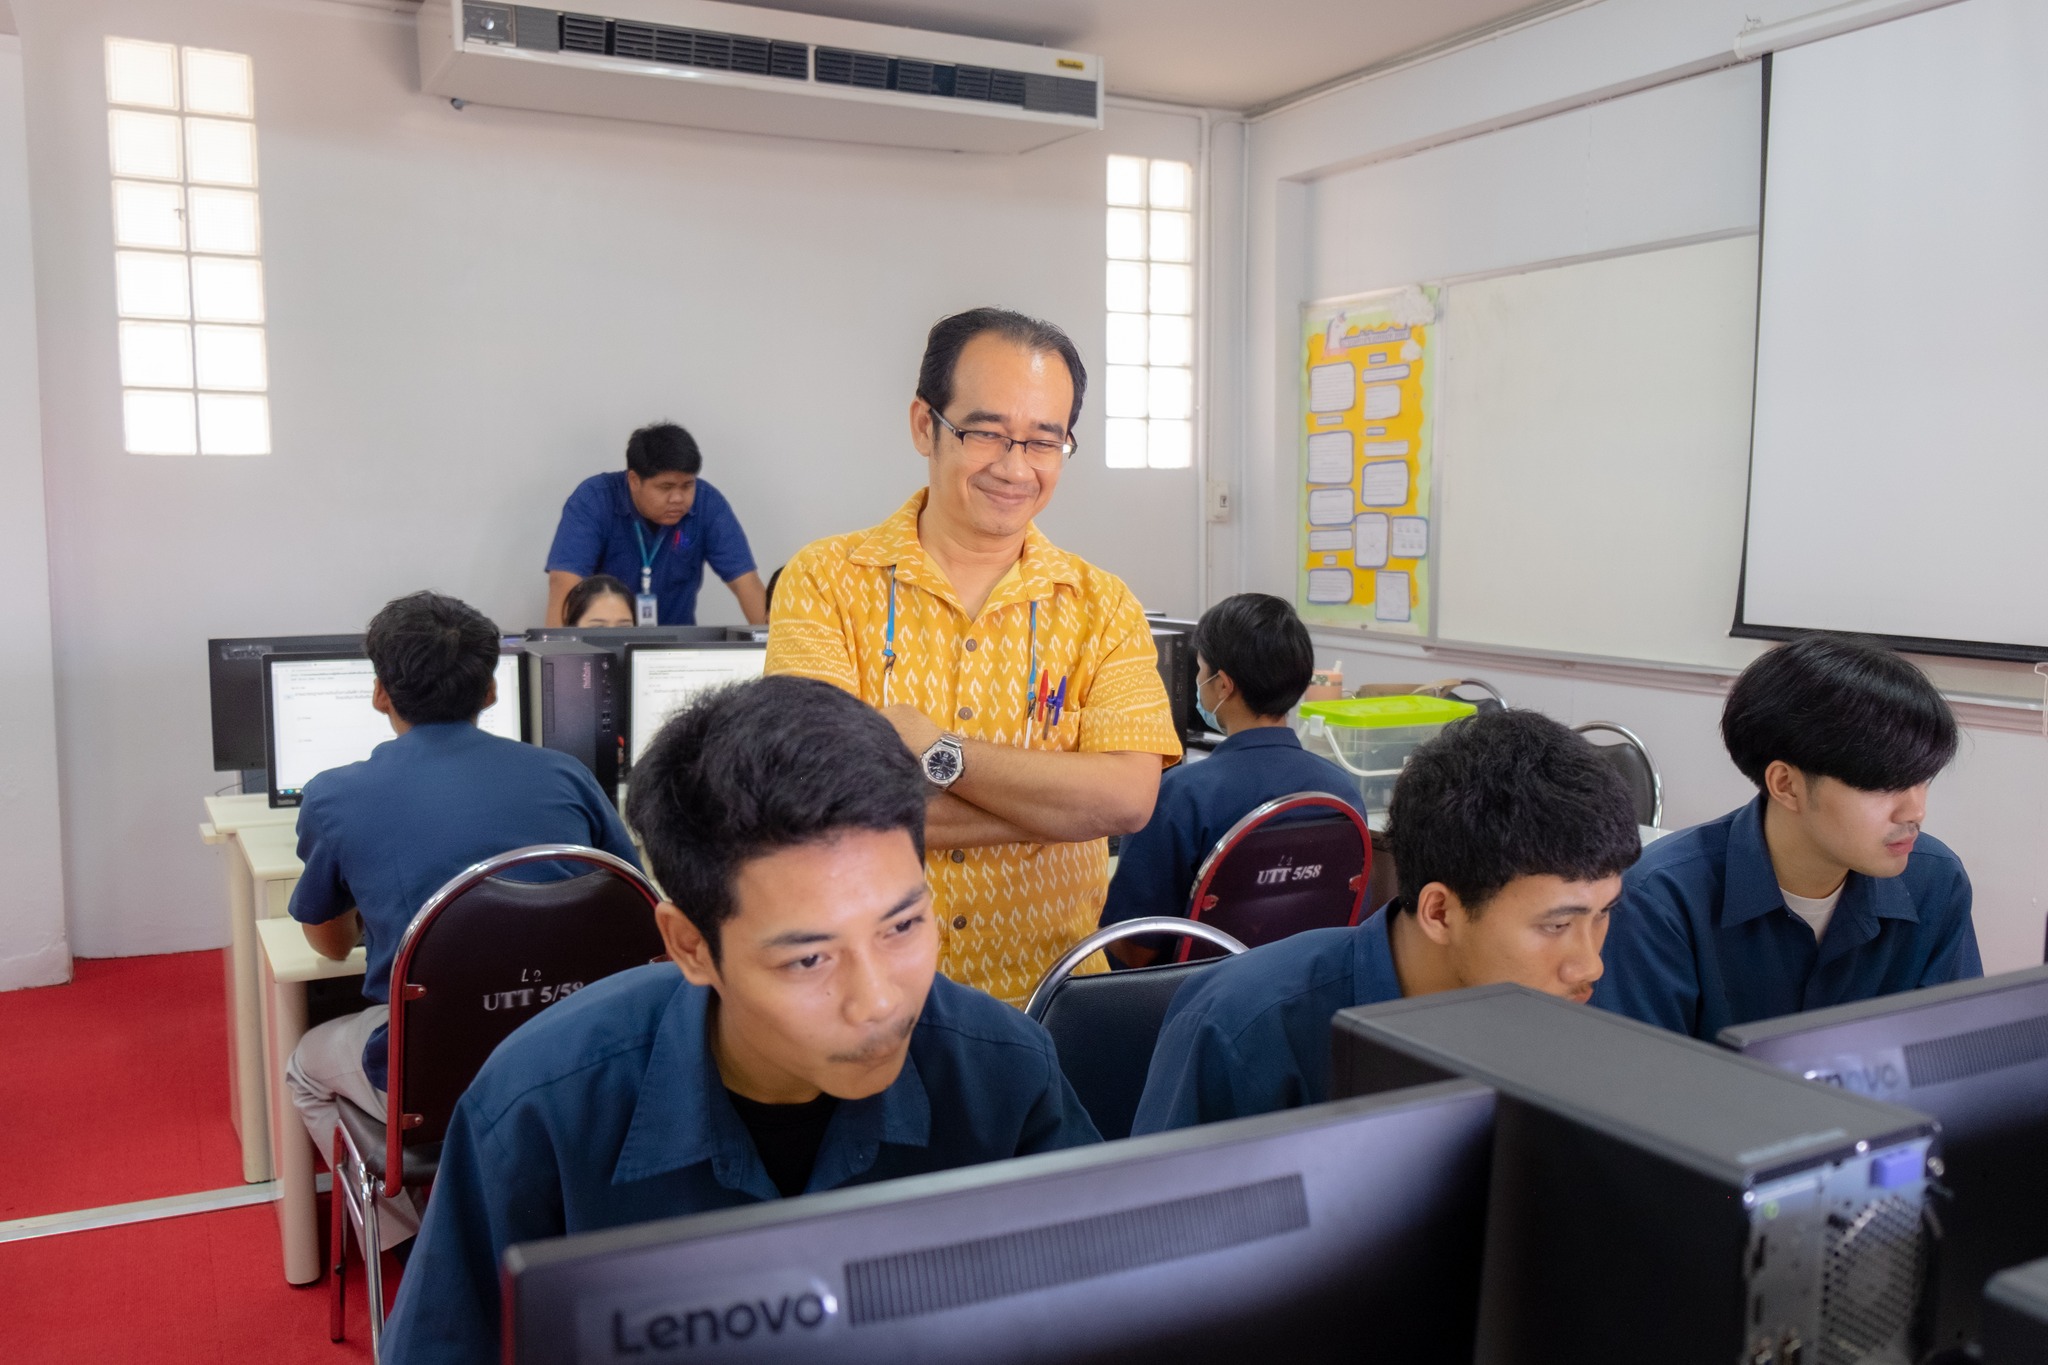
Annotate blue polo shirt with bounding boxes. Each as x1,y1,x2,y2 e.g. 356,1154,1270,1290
288,722,639,1089
1101,726,1364,928
381,964,1099,1365
545,471,755,626
1129,905,1403,1135
1592,796,1980,1040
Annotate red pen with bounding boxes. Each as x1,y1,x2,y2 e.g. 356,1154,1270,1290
1034,669,1051,724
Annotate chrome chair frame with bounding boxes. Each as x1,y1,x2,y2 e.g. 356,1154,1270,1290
1024,917,1248,1019
1574,720,1664,829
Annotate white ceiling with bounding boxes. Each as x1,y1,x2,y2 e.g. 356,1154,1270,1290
709,0,1566,111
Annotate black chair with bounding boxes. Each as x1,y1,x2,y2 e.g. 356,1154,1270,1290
1574,721,1663,828
330,845,665,1358
1024,919,1248,1141
1179,792,1372,961
1432,677,1509,716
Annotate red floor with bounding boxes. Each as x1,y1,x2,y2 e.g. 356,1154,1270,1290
0,952,245,1220
0,952,396,1362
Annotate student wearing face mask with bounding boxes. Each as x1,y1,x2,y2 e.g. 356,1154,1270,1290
1130,708,1640,1133
1096,593,1363,967
1595,633,1978,1040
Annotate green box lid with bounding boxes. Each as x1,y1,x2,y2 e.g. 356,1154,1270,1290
1296,695,1477,728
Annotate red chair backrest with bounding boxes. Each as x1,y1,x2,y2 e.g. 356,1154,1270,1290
1177,794,1371,962
382,844,665,1192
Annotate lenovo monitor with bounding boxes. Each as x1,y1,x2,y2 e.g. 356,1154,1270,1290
504,1081,1497,1365
624,642,766,769
1721,965,2048,1358
263,648,524,806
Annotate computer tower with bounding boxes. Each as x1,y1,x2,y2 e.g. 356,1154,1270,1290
1982,1256,2048,1364
1332,985,1939,1365
1149,621,1197,740
523,639,619,795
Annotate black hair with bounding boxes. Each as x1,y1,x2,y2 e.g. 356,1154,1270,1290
363,591,501,726
625,421,702,479
1192,593,1314,718
562,573,634,626
763,564,785,617
1384,709,1640,915
625,675,928,963
1721,633,1957,792
916,307,1087,435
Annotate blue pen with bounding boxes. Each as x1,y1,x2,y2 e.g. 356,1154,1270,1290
1048,677,1068,735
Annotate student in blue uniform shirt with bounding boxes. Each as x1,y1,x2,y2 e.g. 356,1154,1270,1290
544,420,768,627
1099,593,1362,966
1595,633,1979,1041
1130,709,1640,1134
382,675,1098,1365
283,591,640,1248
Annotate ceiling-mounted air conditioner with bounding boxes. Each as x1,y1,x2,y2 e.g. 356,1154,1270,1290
416,0,1103,152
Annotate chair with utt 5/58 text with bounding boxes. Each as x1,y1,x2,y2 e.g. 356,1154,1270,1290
1176,792,1373,963
1025,919,1248,1140
329,845,666,1360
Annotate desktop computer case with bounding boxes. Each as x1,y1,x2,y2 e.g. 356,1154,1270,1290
1332,986,1937,1365
1981,1256,2048,1364
523,639,620,794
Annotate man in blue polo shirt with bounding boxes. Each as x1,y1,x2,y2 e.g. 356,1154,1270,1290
284,591,638,1246
382,675,1098,1365
1595,633,1979,1040
1100,593,1361,966
1130,709,1640,1134
544,420,767,627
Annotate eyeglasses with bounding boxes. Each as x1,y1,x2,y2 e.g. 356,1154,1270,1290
927,405,1077,468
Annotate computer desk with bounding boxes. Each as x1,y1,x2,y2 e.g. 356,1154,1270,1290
198,795,301,1184
256,916,364,1285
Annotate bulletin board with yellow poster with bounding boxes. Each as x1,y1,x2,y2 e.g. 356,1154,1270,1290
1297,285,1439,635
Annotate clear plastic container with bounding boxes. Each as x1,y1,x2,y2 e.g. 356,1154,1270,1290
1293,695,1478,813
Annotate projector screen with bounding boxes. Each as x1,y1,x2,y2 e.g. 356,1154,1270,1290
1737,0,2048,659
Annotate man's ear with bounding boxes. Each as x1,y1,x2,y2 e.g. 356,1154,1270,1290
909,398,938,460
658,903,721,990
1412,882,1458,948
1762,760,1806,813
370,679,394,718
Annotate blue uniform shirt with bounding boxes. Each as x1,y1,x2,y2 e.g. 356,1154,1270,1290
1593,795,1980,1040
1101,726,1364,927
288,722,639,1088
1129,905,1403,1135
382,965,1100,1365
544,471,755,625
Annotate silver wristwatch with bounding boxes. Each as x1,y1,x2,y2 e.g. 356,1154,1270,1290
921,733,966,789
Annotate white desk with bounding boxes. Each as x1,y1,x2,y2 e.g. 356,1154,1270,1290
256,916,365,1285
199,795,301,1182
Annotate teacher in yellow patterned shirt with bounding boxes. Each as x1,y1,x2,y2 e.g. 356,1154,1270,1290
766,308,1183,1005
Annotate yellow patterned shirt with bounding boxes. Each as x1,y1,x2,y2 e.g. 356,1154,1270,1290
766,490,1183,1005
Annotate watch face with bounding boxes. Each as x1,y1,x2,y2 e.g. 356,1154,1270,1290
925,745,962,785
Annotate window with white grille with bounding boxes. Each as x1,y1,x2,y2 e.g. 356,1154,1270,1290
1103,154,1194,470
105,38,270,456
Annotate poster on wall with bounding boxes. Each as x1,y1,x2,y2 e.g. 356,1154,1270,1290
1298,286,1438,635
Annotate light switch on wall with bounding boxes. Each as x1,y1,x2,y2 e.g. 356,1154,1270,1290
1205,478,1231,523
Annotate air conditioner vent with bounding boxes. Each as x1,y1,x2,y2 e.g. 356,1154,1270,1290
890,58,942,97
652,26,691,63
559,12,607,53
815,47,890,90
610,20,656,60
727,35,771,75
768,42,808,80
986,68,1025,106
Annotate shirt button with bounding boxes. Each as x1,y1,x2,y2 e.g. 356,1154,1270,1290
952,915,968,930
957,706,973,721
964,638,978,651
950,849,966,864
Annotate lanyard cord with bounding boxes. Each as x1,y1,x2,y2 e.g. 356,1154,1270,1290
883,568,1041,722
632,520,669,594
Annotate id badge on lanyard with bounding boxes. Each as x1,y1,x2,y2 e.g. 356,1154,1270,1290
636,567,658,626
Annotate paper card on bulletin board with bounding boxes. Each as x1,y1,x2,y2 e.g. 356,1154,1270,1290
1298,286,1439,634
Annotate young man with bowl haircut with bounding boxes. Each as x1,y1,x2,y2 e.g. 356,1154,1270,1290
383,675,1098,1365
1596,633,1978,1040
1131,709,1641,1133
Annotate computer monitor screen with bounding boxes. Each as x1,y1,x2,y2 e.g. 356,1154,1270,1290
626,644,766,765
503,1082,1496,1365
207,633,364,772
264,651,524,806
1719,965,2048,1358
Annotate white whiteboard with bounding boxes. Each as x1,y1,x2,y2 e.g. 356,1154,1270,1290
1434,237,1761,669
1742,0,2048,655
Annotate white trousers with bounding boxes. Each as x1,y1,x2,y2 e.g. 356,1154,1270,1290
285,1004,421,1246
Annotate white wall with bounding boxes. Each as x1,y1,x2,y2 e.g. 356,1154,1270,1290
12,0,1205,959
1242,0,2048,972
0,35,70,992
